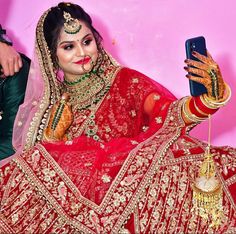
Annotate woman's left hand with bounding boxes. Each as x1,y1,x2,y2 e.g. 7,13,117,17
184,51,225,100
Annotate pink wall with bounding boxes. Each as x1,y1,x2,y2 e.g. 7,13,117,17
1,0,236,146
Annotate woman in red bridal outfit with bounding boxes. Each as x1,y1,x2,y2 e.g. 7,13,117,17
0,2,235,233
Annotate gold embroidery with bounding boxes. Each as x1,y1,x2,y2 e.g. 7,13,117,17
142,126,149,132
153,94,160,101
101,174,112,183
132,78,139,83
1,100,236,233
155,116,162,124
65,60,121,140
130,109,136,117
25,9,61,148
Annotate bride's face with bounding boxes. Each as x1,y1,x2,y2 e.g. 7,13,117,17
56,21,98,81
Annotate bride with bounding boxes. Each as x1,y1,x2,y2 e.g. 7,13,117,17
0,2,235,233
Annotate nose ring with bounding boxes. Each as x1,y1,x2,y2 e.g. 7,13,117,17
81,55,93,73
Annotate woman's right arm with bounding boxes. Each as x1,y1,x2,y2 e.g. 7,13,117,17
181,51,231,124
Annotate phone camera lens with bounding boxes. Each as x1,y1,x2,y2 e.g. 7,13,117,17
192,43,196,49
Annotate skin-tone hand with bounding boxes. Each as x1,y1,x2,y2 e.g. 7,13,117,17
0,42,22,77
184,51,225,100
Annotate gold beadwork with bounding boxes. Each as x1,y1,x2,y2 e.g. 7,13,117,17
62,51,120,140
208,68,219,99
63,71,105,110
63,11,81,34
192,148,223,228
192,114,224,228
24,8,62,149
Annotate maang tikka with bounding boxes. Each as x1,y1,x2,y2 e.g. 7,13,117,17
63,11,81,34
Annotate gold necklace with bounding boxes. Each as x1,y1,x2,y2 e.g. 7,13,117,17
63,69,99,86
63,71,106,110
62,50,120,141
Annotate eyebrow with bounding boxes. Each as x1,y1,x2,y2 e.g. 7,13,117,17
58,33,93,46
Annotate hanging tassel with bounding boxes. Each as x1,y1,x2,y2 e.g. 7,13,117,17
192,114,223,228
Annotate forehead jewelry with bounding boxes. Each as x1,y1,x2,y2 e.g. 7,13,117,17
63,11,82,34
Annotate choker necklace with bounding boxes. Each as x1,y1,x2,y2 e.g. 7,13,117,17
63,69,106,110
64,70,98,86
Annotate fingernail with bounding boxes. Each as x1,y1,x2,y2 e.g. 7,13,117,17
184,59,188,63
186,74,190,78
184,66,188,70
192,51,196,55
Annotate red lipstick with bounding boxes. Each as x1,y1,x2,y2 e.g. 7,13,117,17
74,57,91,65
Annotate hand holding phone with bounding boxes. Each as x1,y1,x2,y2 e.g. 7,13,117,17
185,36,226,101
185,36,207,96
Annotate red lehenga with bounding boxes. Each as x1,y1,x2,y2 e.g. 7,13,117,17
0,66,236,233
0,8,236,233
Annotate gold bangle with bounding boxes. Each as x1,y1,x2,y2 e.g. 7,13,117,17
202,82,231,108
200,95,218,109
182,98,194,122
182,97,207,123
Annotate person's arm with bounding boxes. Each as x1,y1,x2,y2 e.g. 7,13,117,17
0,24,22,77
0,55,30,160
181,51,230,124
143,51,230,128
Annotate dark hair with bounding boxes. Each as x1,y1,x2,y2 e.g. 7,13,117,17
43,2,102,68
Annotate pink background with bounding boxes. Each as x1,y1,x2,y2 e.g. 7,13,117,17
1,0,236,147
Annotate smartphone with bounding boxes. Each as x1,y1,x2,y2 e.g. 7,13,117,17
185,36,207,96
